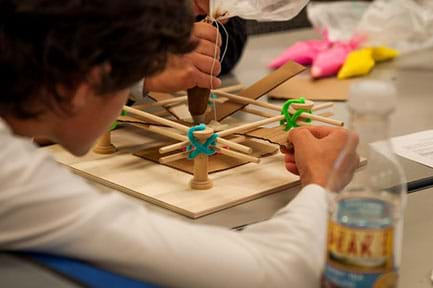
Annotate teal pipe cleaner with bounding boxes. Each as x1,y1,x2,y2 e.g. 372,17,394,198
187,124,219,160
280,97,312,131
208,92,218,106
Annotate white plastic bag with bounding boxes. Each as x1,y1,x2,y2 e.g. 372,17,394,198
307,0,433,54
307,1,370,41
356,0,433,53
211,0,309,21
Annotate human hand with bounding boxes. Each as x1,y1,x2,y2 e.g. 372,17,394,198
144,22,222,93
282,126,360,191
192,0,209,16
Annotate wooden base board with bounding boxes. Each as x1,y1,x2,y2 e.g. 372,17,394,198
43,125,301,219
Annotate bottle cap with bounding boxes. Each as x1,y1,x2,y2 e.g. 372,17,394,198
348,80,397,115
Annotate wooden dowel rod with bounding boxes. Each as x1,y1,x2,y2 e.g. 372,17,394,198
146,125,187,142
123,106,190,132
128,120,251,157
214,91,333,115
211,97,229,104
218,115,284,137
127,122,187,143
159,141,189,154
160,145,259,165
159,134,252,155
242,107,275,118
292,120,331,127
217,147,260,164
134,96,188,110
317,112,334,118
213,90,281,112
213,93,333,118
153,110,172,117
179,84,245,96
159,96,187,105
125,107,254,154
312,103,333,111
296,110,344,126
216,138,252,154
228,135,247,143
215,84,245,93
159,151,190,164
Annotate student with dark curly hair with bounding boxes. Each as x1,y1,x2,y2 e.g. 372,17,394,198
0,1,360,287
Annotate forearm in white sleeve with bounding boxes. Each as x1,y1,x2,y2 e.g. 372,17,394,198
0,133,328,288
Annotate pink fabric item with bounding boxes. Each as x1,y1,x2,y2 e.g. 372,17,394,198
310,36,364,79
310,43,353,78
268,39,331,69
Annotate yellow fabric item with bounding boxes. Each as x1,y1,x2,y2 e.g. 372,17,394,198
338,46,399,80
338,48,375,80
372,46,399,62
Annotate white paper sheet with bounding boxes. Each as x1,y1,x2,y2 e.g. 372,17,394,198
392,130,433,168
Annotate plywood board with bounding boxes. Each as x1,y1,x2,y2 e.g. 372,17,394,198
269,72,357,101
43,125,300,219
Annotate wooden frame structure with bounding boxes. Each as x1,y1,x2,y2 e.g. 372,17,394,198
45,62,349,218
94,87,343,190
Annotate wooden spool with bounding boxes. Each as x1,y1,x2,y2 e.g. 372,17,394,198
189,127,214,190
93,131,117,154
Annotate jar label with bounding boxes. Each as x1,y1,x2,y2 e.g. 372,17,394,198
324,221,397,287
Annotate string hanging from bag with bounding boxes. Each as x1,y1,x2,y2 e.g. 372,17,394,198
206,1,229,123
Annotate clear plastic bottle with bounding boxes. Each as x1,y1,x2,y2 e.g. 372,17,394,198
323,80,407,288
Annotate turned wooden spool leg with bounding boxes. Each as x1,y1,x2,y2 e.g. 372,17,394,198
93,131,117,154
190,128,214,190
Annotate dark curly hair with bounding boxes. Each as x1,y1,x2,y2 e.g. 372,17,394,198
0,0,196,118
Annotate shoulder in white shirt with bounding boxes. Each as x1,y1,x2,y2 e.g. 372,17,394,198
0,118,328,288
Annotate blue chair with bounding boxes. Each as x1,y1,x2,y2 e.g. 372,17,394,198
14,252,159,288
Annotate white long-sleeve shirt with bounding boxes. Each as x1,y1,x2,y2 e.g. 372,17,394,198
0,118,328,288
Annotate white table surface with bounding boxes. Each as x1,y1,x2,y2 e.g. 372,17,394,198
399,186,433,287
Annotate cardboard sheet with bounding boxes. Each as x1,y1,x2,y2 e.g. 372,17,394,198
117,115,161,127
269,72,356,101
207,61,305,122
244,126,290,148
134,139,278,174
